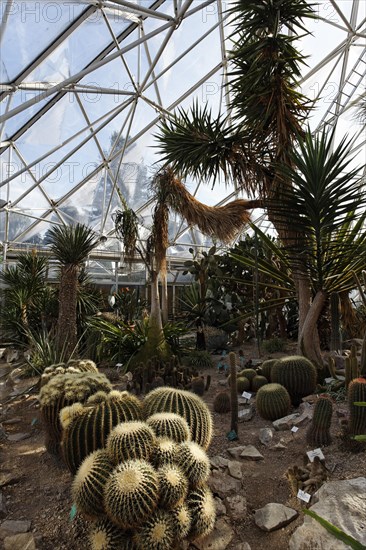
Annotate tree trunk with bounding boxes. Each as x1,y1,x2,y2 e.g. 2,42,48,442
57,264,78,358
294,271,312,343
298,290,327,367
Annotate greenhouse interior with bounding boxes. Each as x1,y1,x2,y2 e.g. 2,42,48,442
0,1,366,549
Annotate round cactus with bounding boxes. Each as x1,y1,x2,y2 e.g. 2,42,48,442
187,485,216,541
175,441,210,487
133,509,176,550
150,437,178,468
157,464,188,509
213,392,231,414
143,387,213,450
39,372,112,456
89,518,136,550
251,375,268,393
260,359,277,382
239,368,257,382
72,449,114,519
236,376,251,393
104,459,159,529
348,378,366,436
191,377,205,396
306,395,333,446
256,383,291,421
171,502,191,541
271,355,317,406
146,413,190,443
61,391,143,474
106,421,156,464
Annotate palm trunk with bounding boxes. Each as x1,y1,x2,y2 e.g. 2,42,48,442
298,290,327,367
56,265,78,357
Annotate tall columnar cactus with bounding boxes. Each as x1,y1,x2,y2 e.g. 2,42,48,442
271,355,317,406
89,518,136,550
229,351,238,435
133,509,176,550
60,390,143,474
306,395,333,447
186,485,216,541
348,378,366,436
39,372,112,456
146,413,191,443
175,441,210,487
256,383,292,421
345,345,360,389
72,449,114,519
213,392,231,414
260,359,278,382
330,292,341,352
104,459,160,529
106,421,156,465
143,387,213,450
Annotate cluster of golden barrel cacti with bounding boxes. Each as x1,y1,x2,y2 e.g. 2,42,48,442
39,364,216,549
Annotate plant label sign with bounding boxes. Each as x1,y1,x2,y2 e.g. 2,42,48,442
297,489,311,503
291,426,299,433
242,391,252,400
307,448,325,462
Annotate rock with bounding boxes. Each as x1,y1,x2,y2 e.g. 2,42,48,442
235,544,251,550
259,427,273,446
289,477,366,549
214,497,227,517
0,473,21,487
238,406,254,422
301,394,318,404
272,413,300,431
273,442,286,451
225,494,247,520
218,379,227,386
239,445,264,461
255,503,298,532
227,461,243,480
0,491,8,519
0,426,7,441
227,446,247,459
0,519,31,538
293,406,313,427
7,433,31,442
208,470,242,498
192,518,234,550
3,533,36,550
1,418,21,425
210,456,229,470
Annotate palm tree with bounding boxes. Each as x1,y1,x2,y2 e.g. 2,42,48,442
47,223,99,357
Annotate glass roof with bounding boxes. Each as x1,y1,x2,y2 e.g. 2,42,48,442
0,0,365,282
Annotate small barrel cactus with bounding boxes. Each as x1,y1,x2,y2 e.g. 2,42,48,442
106,421,156,465
187,485,216,541
157,464,188,509
306,395,333,447
191,377,205,396
213,392,231,414
146,412,191,443
170,502,191,541
348,378,366,436
60,390,143,474
150,437,178,468
175,441,210,487
104,459,159,529
256,383,291,421
252,375,268,393
72,449,114,519
89,517,136,550
271,355,317,406
133,509,176,550
260,359,277,382
239,368,257,382
237,376,251,393
143,387,213,450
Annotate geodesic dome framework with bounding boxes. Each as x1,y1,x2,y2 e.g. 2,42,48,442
0,0,365,287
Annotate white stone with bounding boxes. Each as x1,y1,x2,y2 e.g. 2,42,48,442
0,519,31,538
239,445,264,461
255,503,298,532
259,427,273,446
227,446,247,459
289,477,366,550
272,413,300,431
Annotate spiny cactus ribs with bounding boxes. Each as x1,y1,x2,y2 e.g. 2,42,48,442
348,377,366,436
271,355,317,406
106,421,156,464
306,395,333,447
146,413,190,443
186,485,216,541
213,392,231,414
256,383,291,421
175,441,210,487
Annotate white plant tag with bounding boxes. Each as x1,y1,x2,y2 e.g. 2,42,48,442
242,391,252,400
291,426,299,433
307,448,325,462
324,377,335,384
297,489,311,503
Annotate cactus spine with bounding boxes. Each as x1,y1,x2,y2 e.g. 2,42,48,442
271,355,317,406
306,395,333,447
213,392,231,414
229,351,238,435
106,421,156,464
256,383,291,421
348,378,366,436
133,509,176,550
252,375,268,392
175,441,210,487
157,464,188,509
187,485,216,541
89,518,136,550
146,413,190,443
